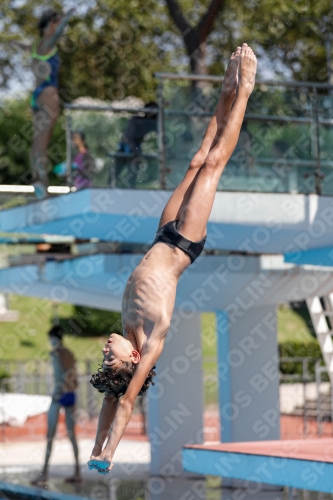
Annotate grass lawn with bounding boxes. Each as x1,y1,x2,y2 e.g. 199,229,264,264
277,304,315,344
1,297,316,364
1,295,106,363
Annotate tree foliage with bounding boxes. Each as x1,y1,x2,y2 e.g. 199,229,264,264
0,0,176,102
0,98,64,184
0,0,332,102
229,0,332,82
0,0,332,187
165,0,332,82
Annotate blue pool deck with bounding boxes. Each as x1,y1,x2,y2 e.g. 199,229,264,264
182,438,333,494
0,481,89,500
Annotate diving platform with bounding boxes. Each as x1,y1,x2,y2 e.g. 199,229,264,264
285,246,333,267
2,189,333,254
182,439,333,493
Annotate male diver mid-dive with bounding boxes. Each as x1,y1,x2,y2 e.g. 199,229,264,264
88,43,257,474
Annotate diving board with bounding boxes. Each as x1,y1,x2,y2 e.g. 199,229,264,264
285,246,333,267
2,189,333,253
182,439,333,493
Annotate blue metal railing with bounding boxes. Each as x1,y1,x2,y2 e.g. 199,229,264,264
62,74,333,196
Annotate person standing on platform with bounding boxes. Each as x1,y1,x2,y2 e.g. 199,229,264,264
31,325,81,485
115,102,157,188
71,129,95,191
11,8,75,198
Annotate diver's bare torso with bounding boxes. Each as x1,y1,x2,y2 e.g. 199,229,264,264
121,242,191,350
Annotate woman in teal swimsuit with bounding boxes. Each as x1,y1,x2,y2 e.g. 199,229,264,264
11,8,74,198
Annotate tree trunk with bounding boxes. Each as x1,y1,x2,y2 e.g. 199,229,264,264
187,36,207,92
187,35,207,75
165,0,224,76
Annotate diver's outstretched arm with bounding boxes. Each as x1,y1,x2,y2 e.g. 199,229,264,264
43,8,75,50
89,395,118,462
88,339,163,474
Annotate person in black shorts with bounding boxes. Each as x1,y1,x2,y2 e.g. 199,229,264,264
88,44,257,475
115,102,157,188
31,326,81,485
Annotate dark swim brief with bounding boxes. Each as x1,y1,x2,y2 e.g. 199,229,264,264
58,392,76,407
152,220,206,263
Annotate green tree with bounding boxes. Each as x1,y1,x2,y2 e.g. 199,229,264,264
0,98,64,184
234,0,332,82
0,1,180,184
164,0,333,82
0,0,177,102
164,0,225,75
1,0,332,97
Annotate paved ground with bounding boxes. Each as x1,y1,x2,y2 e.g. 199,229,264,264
0,438,151,481
0,414,331,487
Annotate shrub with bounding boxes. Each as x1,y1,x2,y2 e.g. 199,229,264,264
279,341,323,379
0,369,11,392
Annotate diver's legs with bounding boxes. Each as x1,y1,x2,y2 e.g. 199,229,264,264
31,87,60,198
158,48,241,229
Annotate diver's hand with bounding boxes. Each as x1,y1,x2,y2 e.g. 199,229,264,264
88,454,113,475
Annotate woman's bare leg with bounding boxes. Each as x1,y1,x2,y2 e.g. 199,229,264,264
158,47,241,228
177,44,257,242
31,87,60,196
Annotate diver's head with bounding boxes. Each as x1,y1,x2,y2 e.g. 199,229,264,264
90,333,155,399
38,10,61,37
102,333,140,367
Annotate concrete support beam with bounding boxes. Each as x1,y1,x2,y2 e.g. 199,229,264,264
147,313,204,476
217,306,280,443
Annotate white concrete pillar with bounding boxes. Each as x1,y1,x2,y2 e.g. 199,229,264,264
147,312,204,476
217,305,280,443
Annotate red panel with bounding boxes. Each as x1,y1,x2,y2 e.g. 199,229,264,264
185,438,333,463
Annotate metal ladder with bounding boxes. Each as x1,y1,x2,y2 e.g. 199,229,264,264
306,295,333,386
307,296,333,432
